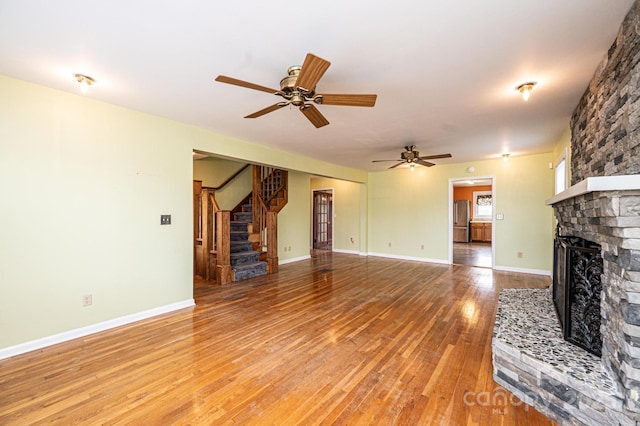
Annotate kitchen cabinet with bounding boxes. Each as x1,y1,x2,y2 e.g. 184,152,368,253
471,222,492,242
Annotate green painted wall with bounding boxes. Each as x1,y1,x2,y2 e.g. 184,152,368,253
278,172,311,260
368,153,555,273
193,157,252,210
0,76,193,348
310,177,364,253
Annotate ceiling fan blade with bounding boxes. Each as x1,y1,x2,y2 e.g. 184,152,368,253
320,94,377,107
245,103,286,118
416,159,435,167
215,75,278,94
372,159,401,162
389,162,405,169
295,53,331,93
300,104,329,128
420,153,452,160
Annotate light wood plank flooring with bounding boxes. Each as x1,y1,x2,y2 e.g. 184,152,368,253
453,242,493,268
0,252,556,425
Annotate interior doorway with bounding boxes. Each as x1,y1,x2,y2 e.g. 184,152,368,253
312,189,333,250
449,177,495,268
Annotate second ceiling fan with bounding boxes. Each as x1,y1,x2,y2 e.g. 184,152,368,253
215,53,377,128
373,146,452,169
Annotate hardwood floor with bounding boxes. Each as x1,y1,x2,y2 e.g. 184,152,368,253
0,253,556,425
453,242,492,268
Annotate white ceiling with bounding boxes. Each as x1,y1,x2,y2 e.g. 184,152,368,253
0,1,635,171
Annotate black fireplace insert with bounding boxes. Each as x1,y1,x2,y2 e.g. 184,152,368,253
552,234,603,357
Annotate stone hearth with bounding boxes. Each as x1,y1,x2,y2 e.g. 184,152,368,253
493,288,622,425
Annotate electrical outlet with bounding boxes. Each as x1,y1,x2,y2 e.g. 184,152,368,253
517,252,523,259
160,214,171,225
82,294,92,307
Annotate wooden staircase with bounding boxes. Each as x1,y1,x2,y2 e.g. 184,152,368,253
194,164,287,285
230,203,267,281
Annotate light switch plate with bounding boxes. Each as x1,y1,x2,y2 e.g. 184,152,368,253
496,213,504,220
161,214,171,225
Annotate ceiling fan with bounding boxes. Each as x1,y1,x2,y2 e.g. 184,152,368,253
215,53,377,128
372,146,452,169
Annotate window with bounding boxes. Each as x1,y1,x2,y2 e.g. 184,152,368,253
555,158,566,195
473,191,492,220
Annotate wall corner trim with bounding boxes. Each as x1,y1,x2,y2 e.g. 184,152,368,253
0,299,195,360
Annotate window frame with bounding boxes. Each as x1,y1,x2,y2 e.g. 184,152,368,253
473,191,493,220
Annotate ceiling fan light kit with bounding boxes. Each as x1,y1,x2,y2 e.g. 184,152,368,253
215,53,377,128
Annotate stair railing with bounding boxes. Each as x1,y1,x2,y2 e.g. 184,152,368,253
194,182,222,281
196,164,249,283
256,166,288,211
252,165,285,273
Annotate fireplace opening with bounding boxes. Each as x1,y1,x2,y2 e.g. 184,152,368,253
552,234,603,357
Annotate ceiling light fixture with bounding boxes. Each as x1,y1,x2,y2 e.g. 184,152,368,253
75,73,95,95
502,153,511,160
516,82,536,101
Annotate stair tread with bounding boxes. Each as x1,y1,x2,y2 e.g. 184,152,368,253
233,261,267,270
230,250,259,257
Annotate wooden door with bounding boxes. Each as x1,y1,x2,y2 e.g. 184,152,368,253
313,190,333,250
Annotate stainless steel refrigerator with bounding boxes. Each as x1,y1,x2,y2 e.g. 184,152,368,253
453,200,470,242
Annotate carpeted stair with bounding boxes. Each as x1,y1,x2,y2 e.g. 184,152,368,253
231,203,267,281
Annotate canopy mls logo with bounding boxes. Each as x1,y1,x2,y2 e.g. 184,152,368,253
463,388,529,414
464,383,579,415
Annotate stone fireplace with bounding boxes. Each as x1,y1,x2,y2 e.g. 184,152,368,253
493,2,640,424
549,178,640,421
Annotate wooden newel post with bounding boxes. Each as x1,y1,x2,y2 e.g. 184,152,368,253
215,211,232,285
266,211,278,274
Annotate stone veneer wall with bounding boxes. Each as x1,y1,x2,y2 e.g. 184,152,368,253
570,0,640,184
554,190,640,419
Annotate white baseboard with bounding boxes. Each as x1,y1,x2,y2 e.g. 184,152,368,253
367,252,450,265
0,299,195,360
494,265,552,277
332,249,362,255
279,255,311,265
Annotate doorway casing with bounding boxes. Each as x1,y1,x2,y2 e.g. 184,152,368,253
312,188,334,250
448,176,495,267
